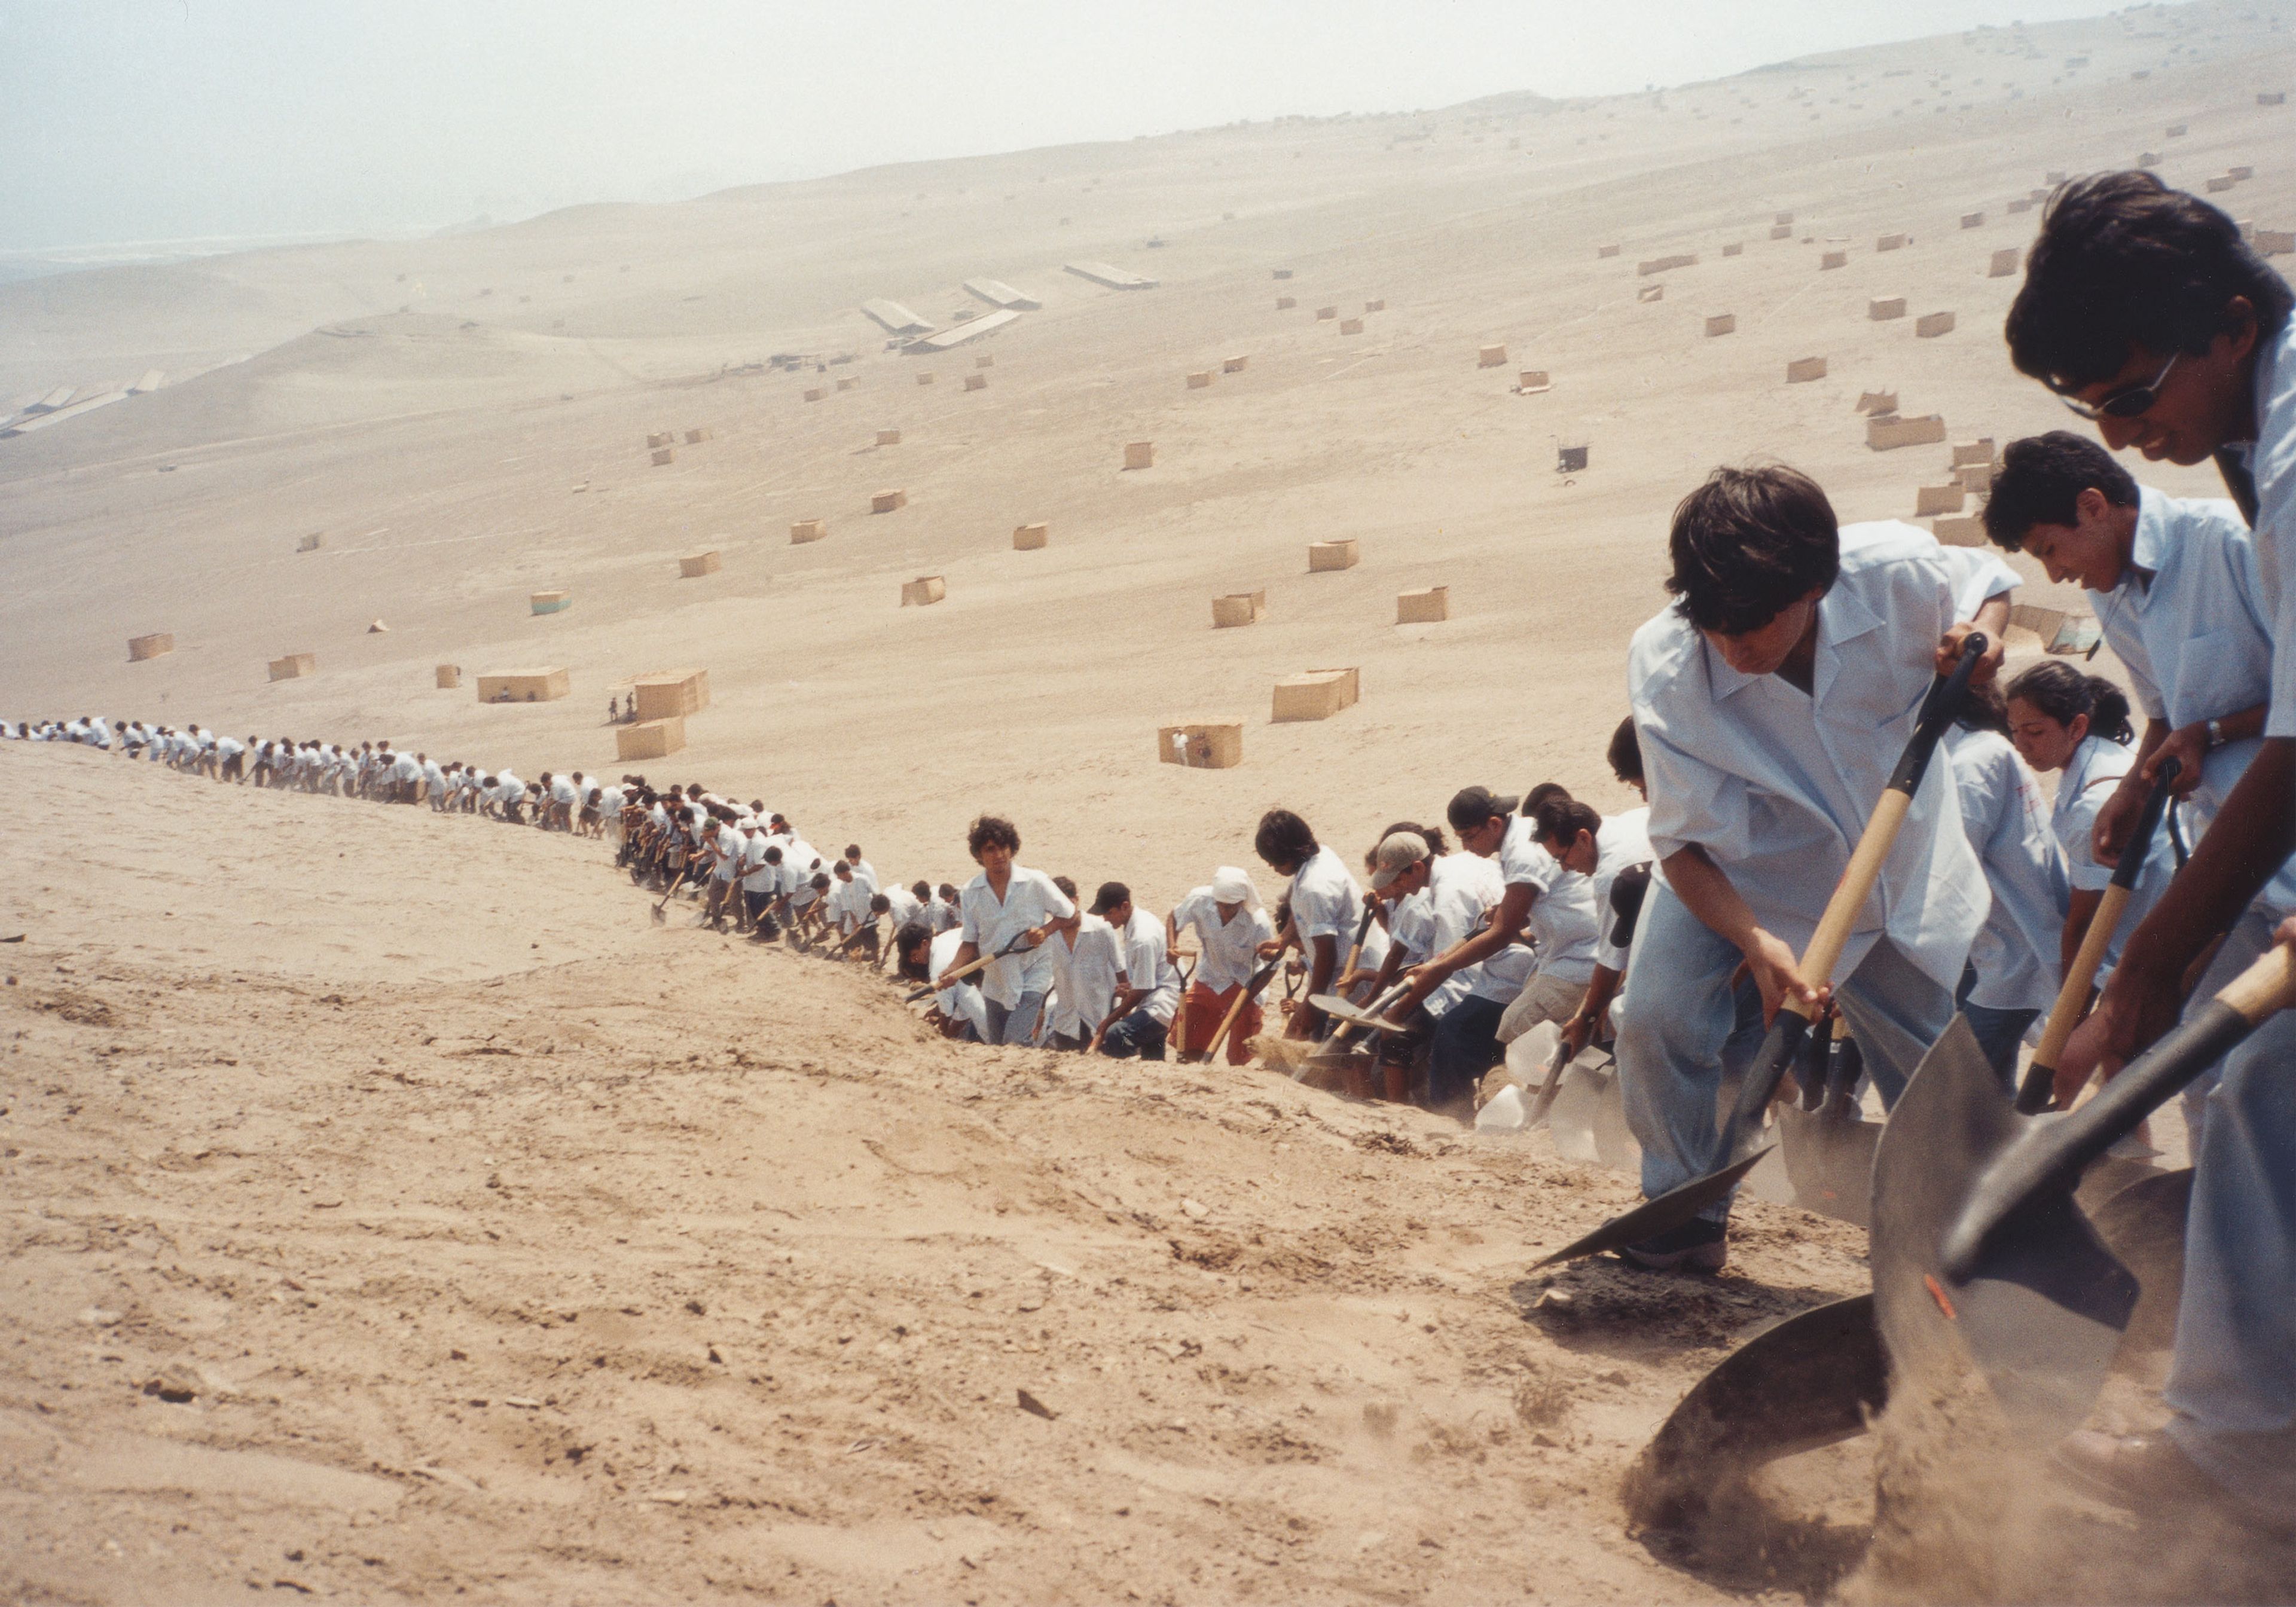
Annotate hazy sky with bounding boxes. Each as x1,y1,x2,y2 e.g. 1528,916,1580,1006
1,0,2132,253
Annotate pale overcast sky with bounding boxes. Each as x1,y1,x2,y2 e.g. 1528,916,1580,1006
0,0,2133,252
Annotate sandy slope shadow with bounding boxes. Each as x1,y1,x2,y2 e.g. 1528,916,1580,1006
1507,1264,1851,1364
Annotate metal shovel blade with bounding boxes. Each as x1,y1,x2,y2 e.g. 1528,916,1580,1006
1776,1102,1882,1227
1531,1144,1774,1268
1306,993,1409,1034
1870,1015,2136,1441
1626,1294,1885,1528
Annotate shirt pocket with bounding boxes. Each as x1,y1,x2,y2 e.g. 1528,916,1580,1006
2164,628,2272,728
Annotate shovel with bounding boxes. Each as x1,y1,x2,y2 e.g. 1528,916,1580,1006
1873,943,2293,1441
1776,1012,1881,1227
2012,757,2181,1114
903,933,1034,1004
1201,957,1281,1064
1534,632,1987,1267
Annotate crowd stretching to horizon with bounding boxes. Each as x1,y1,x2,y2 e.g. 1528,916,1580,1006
9,172,2296,1537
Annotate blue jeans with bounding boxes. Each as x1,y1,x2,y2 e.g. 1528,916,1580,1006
1100,1010,1168,1061
1615,882,1953,1223
982,992,1046,1046
1955,963,2038,1090
1429,995,1507,1108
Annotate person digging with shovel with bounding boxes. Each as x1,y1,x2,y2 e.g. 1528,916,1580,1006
2003,168,2296,1531
942,815,1077,1046
1168,867,1277,1066
1612,463,2016,1272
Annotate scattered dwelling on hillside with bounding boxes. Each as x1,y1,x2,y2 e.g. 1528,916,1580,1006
1916,484,1966,515
269,653,317,683
877,429,902,446
1064,261,1159,289
1308,539,1360,572
1159,721,1244,770
1187,371,1213,389
1558,442,1589,473
1364,299,1386,313
2231,165,2255,181
790,519,828,544
1877,232,1907,252
2166,122,2187,138
2258,229,2295,257
836,377,857,391
679,550,721,578
1705,313,1736,337
367,619,389,634
1770,224,1794,240
1858,389,1900,415
1870,296,1907,320
1638,253,1696,276
477,668,567,703
1953,439,1996,466
1868,413,1948,450
1775,211,1794,225
1821,250,1848,270
900,576,947,607
1274,268,1294,280
1597,243,1621,258
1787,356,1828,383
1340,316,1365,332
862,299,934,335
1213,589,1268,629
1916,310,1957,337
130,370,164,394
685,427,712,444
651,447,676,466
1317,305,1339,320
1124,441,1156,471
297,532,324,552
2008,197,2034,215
1961,211,1986,228
977,354,994,367
805,387,826,402
1397,586,1450,624
647,431,674,449
1722,242,1744,257
128,633,173,662
1273,667,1360,723
2208,175,2237,194
1013,523,1049,550
871,489,908,513
916,372,935,386
1518,369,1552,393
1933,516,1984,547
1223,355,1249,373
617,716,685,761
632,668,709,719
1276,296,1297,310
1638,285,1664,303
2263,91,2288,106
963,277,1041,310
1990,247,2021,277
911,310,1021,351
964,373,987,391
435,665,461,689
1479,343,1508,368
530,590,572,615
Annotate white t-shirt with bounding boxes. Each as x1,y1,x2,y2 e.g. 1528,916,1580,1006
958,866,1078,1006
1590,808,1655,974
930,927,990,1040
2050,732,2173,979
1049,915,1124,1037
1170,887,1275,992
1286,845,1364,952
1426,851,1507,1017
1503,816,1599,989
881,885,923,931
927,897,962,934
1118,908,1181,1025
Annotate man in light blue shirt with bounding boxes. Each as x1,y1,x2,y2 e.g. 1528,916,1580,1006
2007,168,2296,1530
1615,465,2013,1272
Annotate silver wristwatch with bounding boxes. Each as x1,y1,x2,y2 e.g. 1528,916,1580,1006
2206,718,2227,750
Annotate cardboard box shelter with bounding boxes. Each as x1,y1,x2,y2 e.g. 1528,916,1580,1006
631,668,709,720
1821,250,1848,270
1638,253,1696,276
1705,314,1736,337
871,490,908,513
477,668,568,702
1186,371,1213,389
1272,667,1360,723
963,373,986,391
1212,589,1267,629
616,716,685,762
1316,306,1338,320
1364,299,1385,313
1916,484,1966,516
530,590,572,615
128,633,173,662
1308,539,1360,572
1722,242,1744,257
1787,356,1828,383
900,576,946,607
679,551,721,578
1518,370,1552,393
1868,413,1947,450
791,519,828,544
877,429,902,445
1990,248,2021,277
1124,441,1155,470
1870,296,1907,320
650,447,676,467
1223,355,1249,373
1339,317,1364,333
1637,285,1663,303
805,387,826,402
1877,233,1907,252
1957,462,1995,494
1915,311,1958,338
297,533,323,552
435,664,460,689
1276,296,1296,310
836,377,856,391
1479,344,1508,368
1273,268,1294,279
1159,722,1244,770
1770,224,1793,240
685,427,712,444
1961,211,1986,228
1397,586,1450,624
1596,243,1621,258
1932,517,1985,548
1952,439,1996,466
268,653,316,682
1013,523,1049,550
647,432,674,449
1858,389,1900,415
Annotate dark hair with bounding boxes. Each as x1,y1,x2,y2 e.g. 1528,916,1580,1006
764,846,783,863
912,879,932,900
2005,660,2135,746
869,894,890,914
1522,782,1573,817
1532,798,1602,848
938,882,958,900
1377,819,1448,856
893,921,933,979
1052,874,1078,900
2007,171,2294,392
1607,715,1643,786
1091,881,1131,914
1665,465,1841,634
810,872,831,890
1254,808,1318,871
845,844,862,859
1608,863,1653,951
1983,432,2140,550
1955,680,2013,738
966,814,1021,857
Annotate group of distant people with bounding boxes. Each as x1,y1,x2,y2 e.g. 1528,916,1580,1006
10,169,2295,1539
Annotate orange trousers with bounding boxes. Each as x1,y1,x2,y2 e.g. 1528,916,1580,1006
1181,982,1262,1065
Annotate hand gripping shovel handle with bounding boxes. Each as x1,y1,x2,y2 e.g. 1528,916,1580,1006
1202,957,1281,1063
905,933,1030,1003
1720,633,1991,1148
1944,939,2296,1284
2013,756,2182,1113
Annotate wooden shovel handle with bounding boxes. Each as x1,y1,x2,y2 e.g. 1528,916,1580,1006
2029,883,2128,1068
1792,788,1912,1010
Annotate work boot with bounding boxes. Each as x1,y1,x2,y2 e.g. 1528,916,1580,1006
1616,1217,1727,1273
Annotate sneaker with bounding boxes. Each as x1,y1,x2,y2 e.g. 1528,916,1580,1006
1616,1217,1727,1273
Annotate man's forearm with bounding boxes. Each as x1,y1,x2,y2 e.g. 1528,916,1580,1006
1659,844,1760,954
2121,737,2296,966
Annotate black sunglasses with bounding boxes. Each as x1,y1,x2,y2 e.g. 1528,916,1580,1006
2059,352,2178,421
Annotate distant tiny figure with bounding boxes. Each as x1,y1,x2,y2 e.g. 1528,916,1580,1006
607,695,619,723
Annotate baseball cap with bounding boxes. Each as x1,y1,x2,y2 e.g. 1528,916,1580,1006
1369,831,1431,890
1445,785,1520,830
1089,880,1131,915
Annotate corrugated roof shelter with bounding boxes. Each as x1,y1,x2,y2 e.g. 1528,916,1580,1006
909,310,1021,352
963,278,1042,310
1064,261,1160,290
862,299,935,335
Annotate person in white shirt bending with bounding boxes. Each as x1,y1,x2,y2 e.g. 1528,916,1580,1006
1088,882,1181,1059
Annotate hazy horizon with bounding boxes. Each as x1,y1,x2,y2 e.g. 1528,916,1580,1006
0,0,2163,258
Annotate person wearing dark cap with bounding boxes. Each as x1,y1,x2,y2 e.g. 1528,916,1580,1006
1089,882,1179,1059
2005,169,2296,1529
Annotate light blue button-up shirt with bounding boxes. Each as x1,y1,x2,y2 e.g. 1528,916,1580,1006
2224,317,2296,738
2088,484,2296,916
1944,725,2069,1014
1630,521,2016,992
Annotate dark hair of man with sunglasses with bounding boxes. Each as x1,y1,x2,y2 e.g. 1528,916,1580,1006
2008,169,2296,1531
